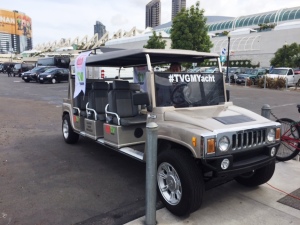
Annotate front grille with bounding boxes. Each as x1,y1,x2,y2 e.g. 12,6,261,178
232,129,266,150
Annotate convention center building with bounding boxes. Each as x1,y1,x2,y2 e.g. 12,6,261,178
106,6,300,67
0,9,32,54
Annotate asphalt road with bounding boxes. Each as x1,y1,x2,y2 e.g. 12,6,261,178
0,74,299,225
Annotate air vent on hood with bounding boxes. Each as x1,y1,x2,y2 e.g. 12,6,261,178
213,115,254,125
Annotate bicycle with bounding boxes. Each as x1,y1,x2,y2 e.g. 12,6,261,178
275,105,300,161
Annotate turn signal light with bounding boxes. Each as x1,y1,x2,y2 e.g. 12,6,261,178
192,137,197,147
275,128,281,140
207,139,216,154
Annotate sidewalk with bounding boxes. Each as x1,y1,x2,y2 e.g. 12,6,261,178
126,160,300,225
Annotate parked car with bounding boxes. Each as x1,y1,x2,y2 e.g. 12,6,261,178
21,66,56,82
38,68,69,83
236,68,267,84
204,66,226,73
12,63,34,77
228,67,248,83
267,67,300,86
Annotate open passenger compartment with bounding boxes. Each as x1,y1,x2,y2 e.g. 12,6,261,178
104,80,150,147
83,81,109,139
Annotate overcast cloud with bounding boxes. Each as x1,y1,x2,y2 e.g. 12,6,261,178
1,0,300,47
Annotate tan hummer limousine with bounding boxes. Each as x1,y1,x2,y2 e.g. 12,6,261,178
62,48,281,216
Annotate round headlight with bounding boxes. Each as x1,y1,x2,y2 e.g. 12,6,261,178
267,129,275,142
218,136,230,152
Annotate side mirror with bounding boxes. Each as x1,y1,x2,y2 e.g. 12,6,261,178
226,90,230,102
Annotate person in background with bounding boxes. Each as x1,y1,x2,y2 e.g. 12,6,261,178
169,62,181,72
7,65,12,77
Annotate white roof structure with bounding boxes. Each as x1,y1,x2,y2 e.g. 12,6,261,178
274,21,300,30
105,30,169,46
229,28,257,36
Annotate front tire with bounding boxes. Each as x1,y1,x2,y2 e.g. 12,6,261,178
157,149,204,216
234,161,275,187
52,78,57,84
62,114,79,144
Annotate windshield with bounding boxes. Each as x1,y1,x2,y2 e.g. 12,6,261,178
44,68,58,73
205,67,218,73
155,72,225,107
14,64,21,69
249,69,258,75
270,69,288,75
30,67,45,72
228,68,237,73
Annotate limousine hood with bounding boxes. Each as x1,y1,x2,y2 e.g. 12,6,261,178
164,103,273,132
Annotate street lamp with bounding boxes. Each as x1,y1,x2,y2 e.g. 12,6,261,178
283,41,287,67
225,34,231,83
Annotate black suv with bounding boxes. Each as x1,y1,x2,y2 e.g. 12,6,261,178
13,63,34,77
21,66,56,82
38,68,69,84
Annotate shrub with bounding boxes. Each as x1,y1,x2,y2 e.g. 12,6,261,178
246,78,253,86
253,76,286,89
257,77,265,88
275,77,286,89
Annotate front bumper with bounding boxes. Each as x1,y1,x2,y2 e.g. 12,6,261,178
39,77,52,83
201,142,280,177
22,75,35,81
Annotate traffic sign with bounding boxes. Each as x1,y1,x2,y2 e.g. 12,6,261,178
220,55,226,62
220,48,227,56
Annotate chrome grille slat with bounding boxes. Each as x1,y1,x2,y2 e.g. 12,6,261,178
232,129,266,150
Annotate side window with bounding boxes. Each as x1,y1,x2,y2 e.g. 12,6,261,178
288,69,293,75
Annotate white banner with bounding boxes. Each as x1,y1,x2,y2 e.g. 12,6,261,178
74,51,92,98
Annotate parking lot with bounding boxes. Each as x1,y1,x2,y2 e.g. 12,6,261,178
0,74,299,225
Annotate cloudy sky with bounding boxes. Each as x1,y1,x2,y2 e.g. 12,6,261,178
1,0,300,47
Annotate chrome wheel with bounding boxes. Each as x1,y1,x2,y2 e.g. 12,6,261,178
52,78,56,84
63,119,69,139
157,162,182,205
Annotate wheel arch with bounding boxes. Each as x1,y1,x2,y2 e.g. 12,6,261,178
157,138,198,159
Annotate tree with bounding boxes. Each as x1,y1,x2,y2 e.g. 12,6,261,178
270,42,300,68
143,31,166,49
170,1,213,52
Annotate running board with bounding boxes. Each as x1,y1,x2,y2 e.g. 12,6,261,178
96,138,144,161
119,147,144,161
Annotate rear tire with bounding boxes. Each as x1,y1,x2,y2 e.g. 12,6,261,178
275,118,300,161
62,114,79,144
157,149,204,216
234,161,275,187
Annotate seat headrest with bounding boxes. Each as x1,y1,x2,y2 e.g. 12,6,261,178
113,80,130,90
129,83,140,92
92,82,108,90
